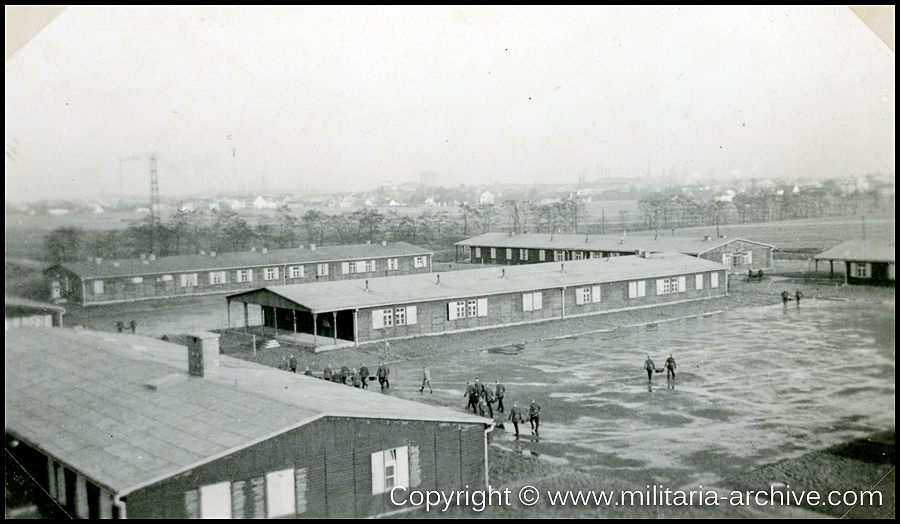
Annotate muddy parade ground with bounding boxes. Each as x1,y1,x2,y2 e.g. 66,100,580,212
380,298,894,517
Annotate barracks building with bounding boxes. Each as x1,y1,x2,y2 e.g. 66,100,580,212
43,242,433,306
813,240,895,286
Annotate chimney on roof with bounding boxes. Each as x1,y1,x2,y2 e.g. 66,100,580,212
585,234,589,243
381,240,387,246
365,279,369,292
210,251,216,257
703,235,712,242
560,263,565,273
436,274,441,285
178,332,221,378
309,244,316,251
95,257,103,265
262,247,268,254
149,253,156,261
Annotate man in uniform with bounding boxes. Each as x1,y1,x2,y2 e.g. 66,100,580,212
351,368,362,388
377,361,390,389
644,356,656,382
359,364,370,389
483,382,495,417
495,380,506,413
795,289,803,306
507,402,523,437
289,355,298,373
665,354,677,380
419,366,433,394
465,381,478,413
528,399,541,436
340,365,350,385
781,290,790,305
303,366,312,376
323,364,333,381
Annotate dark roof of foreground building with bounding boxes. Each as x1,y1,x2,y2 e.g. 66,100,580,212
455,232,773,255
5,328,487,496
5,295,66,315
813,240,895,263
44,242,433,279
228,252,726,313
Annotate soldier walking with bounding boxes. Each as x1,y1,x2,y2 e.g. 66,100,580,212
419,366,433,394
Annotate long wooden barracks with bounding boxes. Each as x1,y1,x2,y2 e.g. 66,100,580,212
455,232,774,273
5,328,492,519
226,252,728,347
43,242,433,306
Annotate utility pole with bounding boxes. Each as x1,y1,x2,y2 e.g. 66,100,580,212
150,153,161,255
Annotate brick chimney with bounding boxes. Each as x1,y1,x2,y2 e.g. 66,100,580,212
175,332,221,378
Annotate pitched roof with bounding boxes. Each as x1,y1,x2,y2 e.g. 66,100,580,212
48,242,432,279
813,241,895,263
5,328,487,496
228,252,725,313
455,232,772,255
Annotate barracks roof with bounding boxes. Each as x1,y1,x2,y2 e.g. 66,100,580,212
455,232,773,255
813,240,895,263
5,295,66,315
5,328,488,496
46,242,432,280
228,252,726,313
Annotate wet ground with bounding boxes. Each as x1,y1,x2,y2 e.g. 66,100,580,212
386,298,894,498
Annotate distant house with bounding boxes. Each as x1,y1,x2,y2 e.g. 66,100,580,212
756,179,777,191
253,196,278,209
227,199,247,211
44,242,434,306
6,328,491,518
478,191,495,205
456,232,774,273
47,208,69,216
813,241,895,286
178,202,195,213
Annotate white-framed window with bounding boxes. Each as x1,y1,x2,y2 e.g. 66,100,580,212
656,278,678,295
383,309,394,328
371,446,409,495
289,265,304,279
554,250,565,262
628,280,646,298
522,291,543,312
131,276,144,284
414,256,427,268
199,481,232,519
345,262,357,274
711,272,719,288
209,271,227,285
265,468,296,518
474,247,481,258
722,253,733,266
387,258,399,271
490,248,497,259
576,287,592,305
539,250,546,261
180,273,198,287
366,260,376,272
237,269,253,283
448,301,467,320
159,274,174,282
395,307,406,326
93,280,104,295
850,262,872,278
505,248,512,259
573,251,584,260
520,249,528,260
467,299,478,317
695,274,704,290
317,263,329,277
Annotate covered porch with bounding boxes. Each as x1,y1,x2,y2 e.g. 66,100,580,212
226,289,360,350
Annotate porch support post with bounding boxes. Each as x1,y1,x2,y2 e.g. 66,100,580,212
243,302,249,333
353,309,359,347
292,309,297,333
313,313,318,347
333,311,338,344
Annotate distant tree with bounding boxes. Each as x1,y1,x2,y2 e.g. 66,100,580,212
255,214,278,248
275,207,301,248
329,214,353,244
502,200,521,234
301,210,326,244
476,204,498,233
458,203,474,236
44,227,84,263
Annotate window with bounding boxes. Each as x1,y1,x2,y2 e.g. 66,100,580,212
371,447,409,495
344,262,356,274
711,272,719,288
448,301,467,320
366,260,376,272
317,264,329,277
180,273,198,287
628,281,646,298
520,249,528,260
474,247,481,258
93,280,104,295
850,262,872,278
131,277,143,284
289,266,304,279
574,251,584,260
395,307,406,326
265,469,296,518
695,274,704,290
237,269,253,283
159,274,173,282
209,271,227,285
387,258,399,271
467,299,478,317
490,248,497,259
373,306,416,329
539,250,546,261
199,482,232,519
414,256,427,269
656,278,678,295
383,309,394,328
575,286,602,305
522,292,543,312
722,253,733,266
554,250,565,262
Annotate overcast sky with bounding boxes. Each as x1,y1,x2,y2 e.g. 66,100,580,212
4,6,895,202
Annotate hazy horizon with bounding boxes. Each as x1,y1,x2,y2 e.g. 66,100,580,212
5,6,895,203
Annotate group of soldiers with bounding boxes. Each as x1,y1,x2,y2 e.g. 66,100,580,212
278,357,392,390
464,377,506,418
115,319,137,334
781,289,803,306
643,354,677,382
